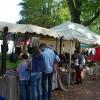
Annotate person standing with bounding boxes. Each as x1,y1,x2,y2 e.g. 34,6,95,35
75,49,83,84
39,43,60,100
17,53,31,100
30,46,44,100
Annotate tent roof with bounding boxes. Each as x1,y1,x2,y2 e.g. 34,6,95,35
0,21,58,38
80,43,94,48
51,21,100,45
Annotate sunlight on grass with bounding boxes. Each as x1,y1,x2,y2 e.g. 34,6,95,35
7,60,21,70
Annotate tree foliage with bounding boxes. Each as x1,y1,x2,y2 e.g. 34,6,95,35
18,0,100,34
18,0,70,28
66,0,100,34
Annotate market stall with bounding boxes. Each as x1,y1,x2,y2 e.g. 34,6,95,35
51,21,100,88
0,22,59,99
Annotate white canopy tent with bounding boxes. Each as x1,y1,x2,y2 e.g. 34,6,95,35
51,21,100,45
0,21,99,88
51,21,100,88
0,21,58,38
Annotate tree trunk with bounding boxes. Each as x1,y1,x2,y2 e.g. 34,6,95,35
66,0,81,24
66,0,100,26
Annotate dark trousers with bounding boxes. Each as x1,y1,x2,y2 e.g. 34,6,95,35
19,80,30,100
42,72,53,100
76,67,82,83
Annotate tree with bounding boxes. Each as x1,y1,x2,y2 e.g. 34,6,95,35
66,0,100,24
18,0,43,24
18,0,100,34
66,0,100,34
18,0,70,28
90,18,100,34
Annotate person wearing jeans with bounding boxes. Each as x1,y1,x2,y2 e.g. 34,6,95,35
30,46,44,100
42,72,53,100
19,80,30,100
17,53,31,100
30,72,42,100
39,43,60,100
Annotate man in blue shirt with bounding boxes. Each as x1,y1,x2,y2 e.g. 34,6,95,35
39,43,59,100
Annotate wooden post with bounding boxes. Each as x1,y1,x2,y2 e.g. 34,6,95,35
0,26,8,75
59,36,64,55
68,40,72,88
56,38,58,52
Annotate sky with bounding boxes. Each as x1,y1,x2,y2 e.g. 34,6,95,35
0,0,21,23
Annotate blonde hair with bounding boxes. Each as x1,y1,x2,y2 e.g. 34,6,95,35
32,37,40,47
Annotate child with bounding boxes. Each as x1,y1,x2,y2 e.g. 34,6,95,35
17,53,31,100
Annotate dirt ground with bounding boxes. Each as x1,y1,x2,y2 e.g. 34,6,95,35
52,76,100,100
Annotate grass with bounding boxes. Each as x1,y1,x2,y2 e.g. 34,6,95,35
7,60,21,70
0,53,21,70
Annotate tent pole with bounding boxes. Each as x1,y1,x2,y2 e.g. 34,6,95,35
56,38,58,52
68,40,72,88
0,26,8,75
59,36,64,55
